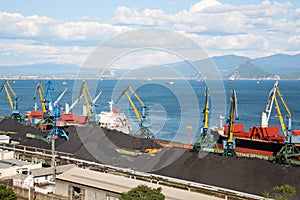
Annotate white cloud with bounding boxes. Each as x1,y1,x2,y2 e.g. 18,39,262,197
114,0,296,35
0,12,51,37
52,22,131,41
173,10,251,34
0,12,131,44
189,0,222,13
110,50,181,69
115,7,170,26
1,0,300,66
240,0,291,17
188,33,268,51
0,39,93,65
288,35,300,48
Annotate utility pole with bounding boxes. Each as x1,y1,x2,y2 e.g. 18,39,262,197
51,134,56,182
187,126,192,150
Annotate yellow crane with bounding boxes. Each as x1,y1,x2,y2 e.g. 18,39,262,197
78,80,102,120
273,82,292,137
203,87,210,133
115,86,154,139
268,81,300,165
193,87,215,152
0,80,23,122
34,81,47,113
223,89,238,157
261,81,292,135
79,81,93,118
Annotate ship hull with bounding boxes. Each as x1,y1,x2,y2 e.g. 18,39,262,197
216,134,284,156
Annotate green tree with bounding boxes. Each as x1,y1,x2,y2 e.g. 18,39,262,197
121,185,165,200
0,184,17,200
263,184,296,200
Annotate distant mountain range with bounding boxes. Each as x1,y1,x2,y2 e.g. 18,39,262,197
1,53,300,80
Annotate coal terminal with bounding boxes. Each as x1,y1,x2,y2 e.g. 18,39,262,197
1,118,300,198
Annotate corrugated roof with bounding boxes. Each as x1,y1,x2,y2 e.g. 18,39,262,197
56,167,221,200
0,159,35,169
4,159,33,166
0,162,13,169
30,164,75,177
0,135,9,140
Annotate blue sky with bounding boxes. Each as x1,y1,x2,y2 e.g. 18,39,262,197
0,0,300,66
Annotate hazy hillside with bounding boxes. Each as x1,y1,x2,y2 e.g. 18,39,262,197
253,54,300,73
1,53,300,79
0,63,79,77
212,55,250,78
228,60,276,80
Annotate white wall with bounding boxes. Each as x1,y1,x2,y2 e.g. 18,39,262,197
0,150,14,160
55,180,120,200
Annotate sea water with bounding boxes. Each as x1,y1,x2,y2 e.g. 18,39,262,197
1,79,300,143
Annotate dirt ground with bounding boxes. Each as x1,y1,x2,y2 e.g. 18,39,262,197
1,119,300,198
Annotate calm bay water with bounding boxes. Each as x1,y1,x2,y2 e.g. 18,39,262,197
1,79,300,143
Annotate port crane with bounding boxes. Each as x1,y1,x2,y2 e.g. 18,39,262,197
260,81,292,138
261,81,292,131
115,86,154,139
42,82,69,182
264,81,300,165
33,81,55,130
223,89,239,157
193,87,216,152
46,96,69,142
64,93,84,114
33,81,67,130
78,80,102,122
0,80,25,123
34,81,47,114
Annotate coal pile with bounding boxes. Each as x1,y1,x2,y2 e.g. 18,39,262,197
0,119,162,158
1,119,300,198
103,128,162,151
0,118,43,136
153,151,300,198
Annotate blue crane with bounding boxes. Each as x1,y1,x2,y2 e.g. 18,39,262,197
45,81,69,142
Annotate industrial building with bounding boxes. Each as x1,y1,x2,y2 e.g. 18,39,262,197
13,164,75,194
55,167,222,200
0,159,41,179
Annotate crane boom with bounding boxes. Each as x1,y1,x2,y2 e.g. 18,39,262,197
0,80,18,111
34,81,47,113
261,82,276,127
79,81,92,117
128,86,145,106
68,94,84,113
192,87,217,152
274,94,287,136
222,89,238,157
115,86,154,139
203,87,210,131
55,88,67,104
115,86,144,123
228,89,238,143
262,81,292,137
276,87,292,118
125,91,142,122
3,84,14,110
92,91,102,105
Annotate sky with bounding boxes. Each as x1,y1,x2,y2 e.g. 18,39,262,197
0,0,300,66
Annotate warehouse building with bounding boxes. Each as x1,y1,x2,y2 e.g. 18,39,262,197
55,167,222,200
0,159,41,179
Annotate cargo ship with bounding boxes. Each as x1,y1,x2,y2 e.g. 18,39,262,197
96,100,132,134
212,81,300,159
212,124,300,157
